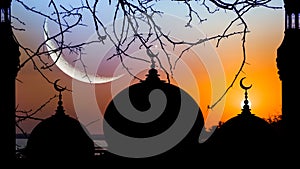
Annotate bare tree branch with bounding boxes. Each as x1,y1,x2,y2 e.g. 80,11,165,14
13,0,281,141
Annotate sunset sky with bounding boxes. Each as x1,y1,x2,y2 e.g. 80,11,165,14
13,1,284,136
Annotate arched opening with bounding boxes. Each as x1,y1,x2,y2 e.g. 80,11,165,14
286,14,290,29
0,8,10,23
291,13,296,29
298,13,300,29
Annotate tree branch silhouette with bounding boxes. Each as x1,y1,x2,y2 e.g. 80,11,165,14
13,0,281,139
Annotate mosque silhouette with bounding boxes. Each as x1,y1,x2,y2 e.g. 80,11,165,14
24,80,95,161
102,68,204,160
0,0,298,162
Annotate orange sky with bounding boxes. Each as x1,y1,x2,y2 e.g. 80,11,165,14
15,1,285,134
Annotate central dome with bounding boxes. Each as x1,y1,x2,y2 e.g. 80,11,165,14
103,68,204,158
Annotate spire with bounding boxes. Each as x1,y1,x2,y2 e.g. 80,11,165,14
240,77,252,115
53,79,66,116
142,48,165,83
0,0,20,77
146,48,157,69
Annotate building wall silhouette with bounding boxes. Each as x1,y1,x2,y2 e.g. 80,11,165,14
0,0,20,161
277,0,300,140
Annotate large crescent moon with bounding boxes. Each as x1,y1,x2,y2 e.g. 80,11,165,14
240,77,252,90
43,20,123,84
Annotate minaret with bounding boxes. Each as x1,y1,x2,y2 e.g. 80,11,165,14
276,0,300,134
0,0,20,160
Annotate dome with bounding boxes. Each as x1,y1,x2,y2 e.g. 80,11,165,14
25,81,95,160
206,78,277,154
205,110,278,160
103,68,204,159
25,113,95,160
212,113,275,146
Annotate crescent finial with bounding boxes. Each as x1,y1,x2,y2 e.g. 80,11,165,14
54,79,66,92
240,77,252,90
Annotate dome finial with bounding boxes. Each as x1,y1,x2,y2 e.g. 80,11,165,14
54,79,66,116
142,48,165,83
240,77,252,115
146,48,158,69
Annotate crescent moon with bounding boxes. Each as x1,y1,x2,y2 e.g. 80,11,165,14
240,77,252,90
43,20,123,84
54,79,66,92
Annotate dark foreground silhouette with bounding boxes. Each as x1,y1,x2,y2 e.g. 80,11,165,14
102,68,204,160
24,80,95,161
20,69,293,164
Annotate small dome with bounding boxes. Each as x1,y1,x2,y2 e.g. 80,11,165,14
25,113,95,160
212,113,275,146
103,68,204,158
205,111,278,160
25,80,95,160
206,78,277,154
